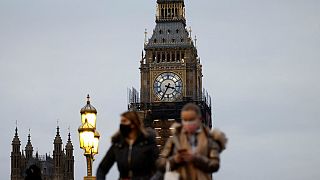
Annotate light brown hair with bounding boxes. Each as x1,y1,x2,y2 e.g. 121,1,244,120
181,103,202,117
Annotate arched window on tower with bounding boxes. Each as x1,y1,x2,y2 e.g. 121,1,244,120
165,8,168,18
157,52,161,63
162,52,165,62
167,52,171,62
153,53,156,63
177,51,180,62
161,8,164,18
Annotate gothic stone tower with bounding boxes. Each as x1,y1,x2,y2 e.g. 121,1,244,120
10,127,74,180
53,126,64,180
25,132,33,162
64,132,74,180
11,127,22,180
133,0,212,148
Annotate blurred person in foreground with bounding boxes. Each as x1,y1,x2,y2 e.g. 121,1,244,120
96,111,159,180
156,103,227,180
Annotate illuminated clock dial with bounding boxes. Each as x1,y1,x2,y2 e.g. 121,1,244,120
153,72,183,101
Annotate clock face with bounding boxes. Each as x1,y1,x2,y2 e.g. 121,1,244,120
153,72,183,101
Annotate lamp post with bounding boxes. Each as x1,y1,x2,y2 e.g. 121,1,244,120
78,94,100,180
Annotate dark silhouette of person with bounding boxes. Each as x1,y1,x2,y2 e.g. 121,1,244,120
96,111,159,180
25,164,42,180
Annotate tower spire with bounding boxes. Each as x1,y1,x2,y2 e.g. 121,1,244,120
28,129,31,142
68,126,71,142
11,125,22,179
12,125,21,147
54,124,62,144
25,129,33,160
15,126,18,137
53,125,64,179
15,120,18,136
56,125,60,136
65,127,74,180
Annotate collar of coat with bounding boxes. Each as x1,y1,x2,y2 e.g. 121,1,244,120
171,122,211,137
171,122,227,153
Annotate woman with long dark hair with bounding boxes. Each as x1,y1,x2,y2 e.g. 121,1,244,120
96,111,159,180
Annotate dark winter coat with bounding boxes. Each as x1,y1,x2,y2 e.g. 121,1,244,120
96,130,159,180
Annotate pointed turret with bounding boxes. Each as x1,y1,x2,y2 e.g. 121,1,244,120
25,130,33,160
11,126,22,180
54,126,63,145
65,132,74,180
11,127,21,149
53,125,64,180
65,132,73,151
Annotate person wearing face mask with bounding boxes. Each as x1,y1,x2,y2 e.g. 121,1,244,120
156,103,227,180
96,111,159,180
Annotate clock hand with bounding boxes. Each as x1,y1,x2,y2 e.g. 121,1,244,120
161,87,169,100
168,86,175,90
165,83,175,89
161,83,171,100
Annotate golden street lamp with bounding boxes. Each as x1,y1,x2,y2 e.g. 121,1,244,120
79,94,100,180
92,130,100,155
78,120,95,154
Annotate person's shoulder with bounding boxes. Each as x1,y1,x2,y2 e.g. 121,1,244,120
144,127,157,143
208,128,228,152
111,132,122,143
170,122,183,134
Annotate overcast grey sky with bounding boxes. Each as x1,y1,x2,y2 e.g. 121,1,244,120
1,0,320,179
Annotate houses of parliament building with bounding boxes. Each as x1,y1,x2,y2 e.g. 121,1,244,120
10,126,74,180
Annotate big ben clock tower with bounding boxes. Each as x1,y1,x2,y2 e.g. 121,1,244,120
129,0,212,148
